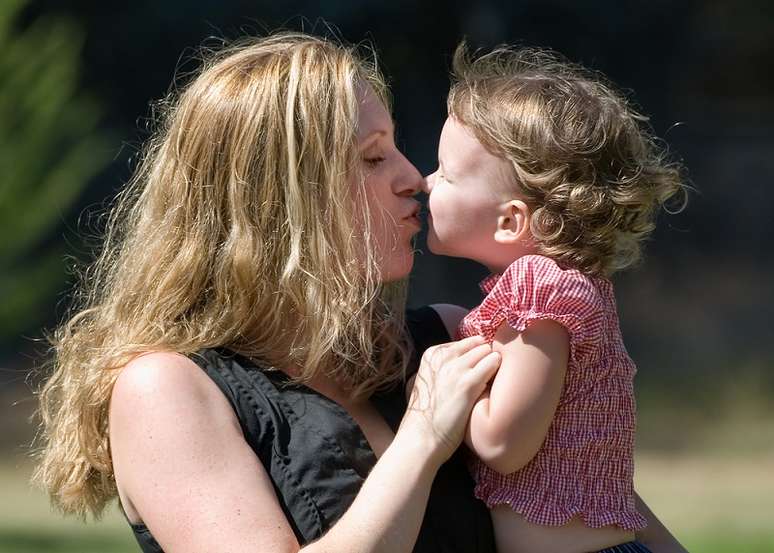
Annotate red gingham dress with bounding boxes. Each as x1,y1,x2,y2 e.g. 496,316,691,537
458,255,647,530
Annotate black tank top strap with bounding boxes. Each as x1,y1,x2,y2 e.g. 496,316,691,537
405,305,451,379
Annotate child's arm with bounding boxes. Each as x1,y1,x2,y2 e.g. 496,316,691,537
465,319,568,474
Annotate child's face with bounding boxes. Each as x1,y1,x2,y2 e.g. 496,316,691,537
424,117,516,270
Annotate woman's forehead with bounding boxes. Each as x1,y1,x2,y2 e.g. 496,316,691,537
357,86,394,143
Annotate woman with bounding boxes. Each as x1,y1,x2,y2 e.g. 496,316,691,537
34,33,685,552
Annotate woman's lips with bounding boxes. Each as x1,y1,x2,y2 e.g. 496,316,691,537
404,213,422,230
402,203,422,230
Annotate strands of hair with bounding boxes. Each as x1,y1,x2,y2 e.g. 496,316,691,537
32,33,411,519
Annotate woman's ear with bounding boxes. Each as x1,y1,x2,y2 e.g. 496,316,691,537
494,200,531,244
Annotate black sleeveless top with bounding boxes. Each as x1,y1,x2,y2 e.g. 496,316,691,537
129,307,496,552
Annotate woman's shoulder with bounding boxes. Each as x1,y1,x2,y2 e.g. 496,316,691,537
110,351,242,455
110,351,250,480
405,306,456,368
425,303,469,339
112,351,226,410
110,350,301,552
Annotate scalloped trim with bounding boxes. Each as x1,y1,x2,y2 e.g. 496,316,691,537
483,306,589,365
473,483,648,531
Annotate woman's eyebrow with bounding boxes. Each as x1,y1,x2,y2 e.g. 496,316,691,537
358,125,395,150
360,130,385,147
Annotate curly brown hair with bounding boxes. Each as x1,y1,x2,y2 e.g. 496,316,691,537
448,44,687,276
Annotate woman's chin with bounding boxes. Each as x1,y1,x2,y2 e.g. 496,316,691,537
380,251,415,283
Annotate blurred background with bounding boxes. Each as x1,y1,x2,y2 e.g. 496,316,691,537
1,0,772,551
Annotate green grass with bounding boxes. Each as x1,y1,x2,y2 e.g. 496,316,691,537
0,530,138,553
2,452,772,552
635,454,774,552
3,378,773,553
0,460,138,553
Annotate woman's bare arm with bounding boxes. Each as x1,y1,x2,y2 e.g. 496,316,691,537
110,338,499,553
110,352,300,552
634,493,689,553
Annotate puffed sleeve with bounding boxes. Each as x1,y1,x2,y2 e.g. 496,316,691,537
475,255,605,364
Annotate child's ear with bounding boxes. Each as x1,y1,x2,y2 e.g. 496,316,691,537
494,200,531,244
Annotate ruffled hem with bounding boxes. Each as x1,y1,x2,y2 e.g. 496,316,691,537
482,307,590,366
468,255,607,366
473,482,648,531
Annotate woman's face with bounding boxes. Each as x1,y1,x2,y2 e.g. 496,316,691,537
353,87,423,282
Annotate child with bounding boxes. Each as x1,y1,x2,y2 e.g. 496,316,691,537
424,45,686,553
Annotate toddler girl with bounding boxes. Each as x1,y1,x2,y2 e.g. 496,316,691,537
424,46,686,553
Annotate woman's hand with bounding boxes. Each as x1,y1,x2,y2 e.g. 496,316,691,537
402,335,501,465
111,342,499,553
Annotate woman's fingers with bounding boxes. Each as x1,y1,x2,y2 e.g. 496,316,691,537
423,335,487,370
468,351,501,389
404,334,501,464
457,343,496,368
443,334,486,356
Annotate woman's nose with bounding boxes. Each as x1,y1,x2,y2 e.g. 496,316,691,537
395,153,424,197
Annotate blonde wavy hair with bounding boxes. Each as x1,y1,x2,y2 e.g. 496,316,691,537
33,32,411,519
448,44,687,276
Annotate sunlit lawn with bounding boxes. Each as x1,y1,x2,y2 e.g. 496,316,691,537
2,384,772,553
0,459,137,552
1,449,772,553
634,453,773,553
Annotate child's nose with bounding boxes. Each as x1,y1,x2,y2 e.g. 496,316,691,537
422,173,434,193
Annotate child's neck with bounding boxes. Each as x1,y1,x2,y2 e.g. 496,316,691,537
484,245,537,275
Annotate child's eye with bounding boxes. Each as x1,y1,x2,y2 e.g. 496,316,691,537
364,156,386,167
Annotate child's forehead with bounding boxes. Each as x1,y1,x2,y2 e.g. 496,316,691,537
440,117,509,181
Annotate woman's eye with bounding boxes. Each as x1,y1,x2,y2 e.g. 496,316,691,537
364,156,386,167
